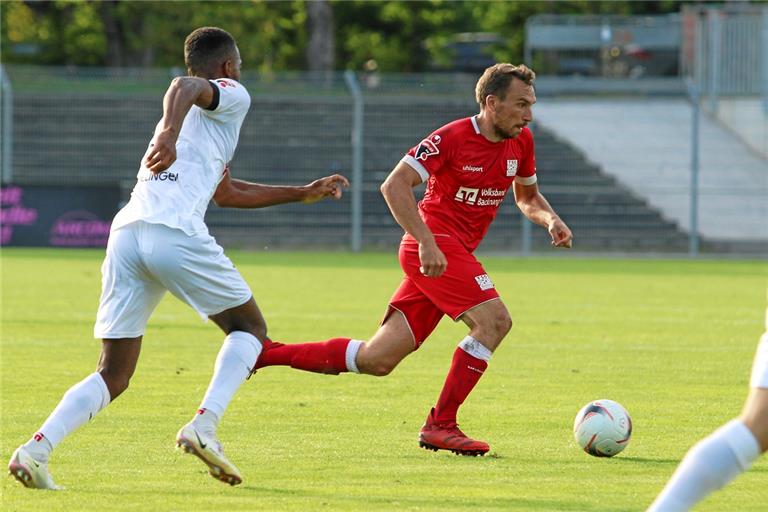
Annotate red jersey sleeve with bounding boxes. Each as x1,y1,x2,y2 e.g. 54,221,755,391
514,127,537,185
401,124,457,182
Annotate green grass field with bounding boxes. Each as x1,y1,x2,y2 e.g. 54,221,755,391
1,248,767,511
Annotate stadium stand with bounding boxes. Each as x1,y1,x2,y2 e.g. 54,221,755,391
534,99,768,249
11,89,690,252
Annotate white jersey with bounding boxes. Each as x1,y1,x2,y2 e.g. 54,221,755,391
111,78,251,235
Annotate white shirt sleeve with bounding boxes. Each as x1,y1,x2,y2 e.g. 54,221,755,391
203,79,251,122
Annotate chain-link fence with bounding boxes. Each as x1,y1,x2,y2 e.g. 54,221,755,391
1,62,766,255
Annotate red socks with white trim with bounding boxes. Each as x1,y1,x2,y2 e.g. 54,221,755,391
432,336,492,425
256,337,362,375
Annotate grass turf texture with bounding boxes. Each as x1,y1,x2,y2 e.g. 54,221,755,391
1,248,766,511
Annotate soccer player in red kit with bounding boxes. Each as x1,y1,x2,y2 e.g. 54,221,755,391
254,63,572,455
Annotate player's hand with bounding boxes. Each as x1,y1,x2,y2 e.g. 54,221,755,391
145,129,177,174
302,174,350,204
418,240,447,277
549,218,573,248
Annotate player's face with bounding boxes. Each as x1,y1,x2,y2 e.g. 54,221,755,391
225,46,242,81
491,79,536,139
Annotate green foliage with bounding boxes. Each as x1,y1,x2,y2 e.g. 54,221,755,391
2,249,767,510
2,0,685,71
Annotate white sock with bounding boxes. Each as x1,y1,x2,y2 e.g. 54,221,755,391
345,339,364,373
458,335,493,362
648,419,761,511
196,331,261,424
25,372,110,463
191,408,220,436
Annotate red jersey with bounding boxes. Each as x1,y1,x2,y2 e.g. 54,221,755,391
402,116,537,252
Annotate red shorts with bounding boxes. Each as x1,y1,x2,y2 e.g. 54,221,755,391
384,236,500,348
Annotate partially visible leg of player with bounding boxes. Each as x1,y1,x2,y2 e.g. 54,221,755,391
253,307,415,376
176,297,265,486
353,309,418,375
8,222,160,490
8,338,141,490
254,271,435,378
647,331,768,512
419,298,512,457
254,336,364,375
741,388,768,451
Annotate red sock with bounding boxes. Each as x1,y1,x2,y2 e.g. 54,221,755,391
432,347,488,424
256,338,351,375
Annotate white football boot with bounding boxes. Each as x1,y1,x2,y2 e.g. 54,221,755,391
8,446,61,490
175,423,242,486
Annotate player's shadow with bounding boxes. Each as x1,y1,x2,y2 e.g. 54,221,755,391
614,456,681,465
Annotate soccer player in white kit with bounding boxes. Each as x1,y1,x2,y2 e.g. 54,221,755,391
647,303,768,511
7,26,348,490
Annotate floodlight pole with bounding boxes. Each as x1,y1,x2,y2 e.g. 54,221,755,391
0,65,13,184
686,78,701,257
344,70,364,253
707,9,721,114
521,216,532,255
763,7,768,115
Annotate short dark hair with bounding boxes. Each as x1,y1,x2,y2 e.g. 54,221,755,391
184,27,236,75
475,63,536,109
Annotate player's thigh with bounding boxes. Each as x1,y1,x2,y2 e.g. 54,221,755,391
400,240,500,328
356,309,417,375
94,224,167,339
386,275,445,348
144,224,253,321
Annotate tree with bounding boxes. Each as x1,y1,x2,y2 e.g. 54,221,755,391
0,0,687,71
306,0,334,73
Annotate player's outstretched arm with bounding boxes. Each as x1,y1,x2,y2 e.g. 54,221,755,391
513,181,573,248
145,77,216,174
213,169,349,208
381,161,447,277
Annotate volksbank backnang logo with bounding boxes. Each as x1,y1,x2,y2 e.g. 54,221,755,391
454,187,507,206
454,187,479,205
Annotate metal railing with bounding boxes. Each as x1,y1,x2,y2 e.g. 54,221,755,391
1,65,765,256
682,4,768,103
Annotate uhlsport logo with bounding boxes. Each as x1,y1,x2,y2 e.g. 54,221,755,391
506,159,518,177
415,135,442,161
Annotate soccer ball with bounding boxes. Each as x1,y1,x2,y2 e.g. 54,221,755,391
573,399,632,457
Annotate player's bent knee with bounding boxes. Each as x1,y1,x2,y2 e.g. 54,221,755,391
357,356,399,376
497,312,513,336
250,324,267,342
743,416,768,453
98,370,131,399
483,313,511,342
225,321,267,341
741,389,768,452
365,363,397,377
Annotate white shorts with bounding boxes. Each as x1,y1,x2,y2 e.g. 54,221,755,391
750,331,768,389
94,221,252,339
